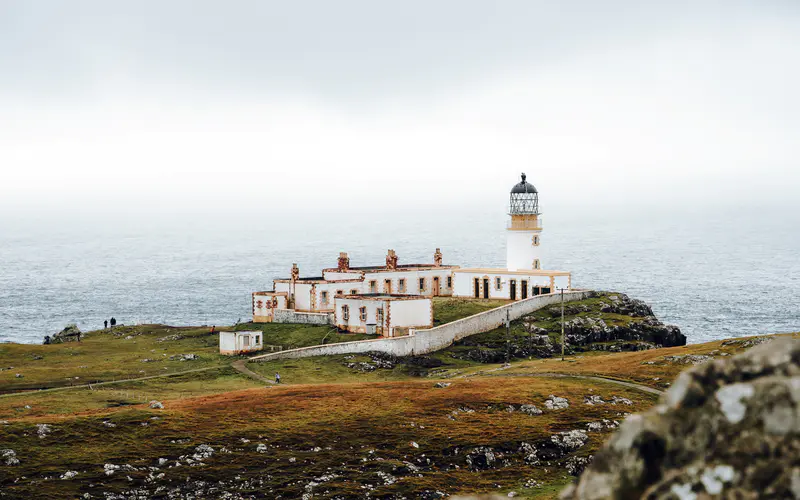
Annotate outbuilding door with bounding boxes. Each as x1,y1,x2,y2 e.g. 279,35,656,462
510,280,517,300
384,279,392,294
474,278,480,298
433,277,440,296
521,280,528,299
483,279,489,299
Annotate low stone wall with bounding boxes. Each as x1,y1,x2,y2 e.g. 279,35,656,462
251,290,592,362
273,310,333,325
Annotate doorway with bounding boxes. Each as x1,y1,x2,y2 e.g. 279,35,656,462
384,279,392,294
474,278,480,298
483,278,489,299
521,280,528,299
433,277,440,296
510,280,517,300
533,286,540,296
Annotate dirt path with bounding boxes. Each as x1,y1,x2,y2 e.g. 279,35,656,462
0,366,222,399
231,359,275,385
475,371,664,396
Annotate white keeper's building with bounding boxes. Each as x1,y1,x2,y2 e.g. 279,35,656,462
250,173,572,336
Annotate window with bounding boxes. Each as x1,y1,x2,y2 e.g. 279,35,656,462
350,289,358,295
369,280,377,293
377,308,384,323
336,290,344,296
242,335,250,347
321,291,328,304
398,279,406,292
532,235,540,246
342,305,350,321
359,306,367,322
419,277,426,292
533,259,541,269
496,277,502,290
446,276,452,288
255,335,260,345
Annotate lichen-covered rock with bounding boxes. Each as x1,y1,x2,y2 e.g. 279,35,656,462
545,395,570,410
1,449,20,466
561,337,800,500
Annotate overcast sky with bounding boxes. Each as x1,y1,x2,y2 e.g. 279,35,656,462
1,1,798,216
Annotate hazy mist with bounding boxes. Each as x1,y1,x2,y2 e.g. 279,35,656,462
1,1,799,218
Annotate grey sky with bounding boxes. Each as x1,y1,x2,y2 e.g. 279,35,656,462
1,0,798,213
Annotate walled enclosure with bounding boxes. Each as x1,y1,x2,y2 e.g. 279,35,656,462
251,290,592,362
274,309,332,325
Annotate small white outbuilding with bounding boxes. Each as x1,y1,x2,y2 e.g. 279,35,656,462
219,330,263,355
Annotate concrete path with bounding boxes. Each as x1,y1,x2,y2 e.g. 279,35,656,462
231,359,275,385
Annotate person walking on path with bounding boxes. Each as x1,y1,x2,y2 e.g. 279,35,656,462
104,320,108,330
275,372,281,384
110,317,116,328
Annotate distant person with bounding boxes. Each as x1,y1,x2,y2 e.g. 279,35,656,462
110,317,116,327
210,326,215,334
104,320,108,330
43,335,51,345
275,372,281,384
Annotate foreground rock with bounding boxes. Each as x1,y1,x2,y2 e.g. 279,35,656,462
561,337,799,499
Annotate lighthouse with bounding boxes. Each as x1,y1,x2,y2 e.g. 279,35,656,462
506,173,542,271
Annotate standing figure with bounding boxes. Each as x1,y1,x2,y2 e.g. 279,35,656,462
210,325,216,334
110,317,116,328
275,372,281,384
104,320,108,330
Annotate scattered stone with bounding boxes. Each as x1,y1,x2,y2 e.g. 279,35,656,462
545,395,570,410
192,444,214,460
562,338,800,499
14,373,23,378
169,353,198,362
433,382,451,388
256,443,268,453
102,421,116,428
149,400,164,409
60,470,79,480
1,449,19,466
520,404,543,415
551,430,588,451
36,423,52,439
104,463,120,476
662,354,713,365
610,396,633,406
584,395,606,405
465,447,497,470
410,441,419,449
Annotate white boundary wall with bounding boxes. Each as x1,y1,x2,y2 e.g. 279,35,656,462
274,310,333,325
252,290,592,362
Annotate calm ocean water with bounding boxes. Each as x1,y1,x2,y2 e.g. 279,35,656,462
1,206,798,345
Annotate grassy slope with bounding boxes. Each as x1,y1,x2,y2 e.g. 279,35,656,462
0,377,656,499
1,298,795,498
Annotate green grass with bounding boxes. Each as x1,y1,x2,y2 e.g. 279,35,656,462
432,297,511,326
233,322,373,349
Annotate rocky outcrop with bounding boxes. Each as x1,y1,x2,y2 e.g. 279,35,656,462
561,337,800,500
44,324,82,344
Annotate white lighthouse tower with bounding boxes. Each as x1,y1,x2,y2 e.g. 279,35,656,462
506,173,543,271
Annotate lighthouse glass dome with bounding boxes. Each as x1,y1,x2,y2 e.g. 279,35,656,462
509,173,539,215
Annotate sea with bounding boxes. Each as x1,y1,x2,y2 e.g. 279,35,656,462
1,205,798,345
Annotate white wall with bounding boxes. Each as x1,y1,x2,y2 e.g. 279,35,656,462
453,271,561,299
252,293,287,320
250,291,592,360
389,298,432,327
506,229,542,271
362,269,454,296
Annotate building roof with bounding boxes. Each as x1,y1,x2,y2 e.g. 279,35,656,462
455,268,570,276
341,293,429,301
511,173,537,194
